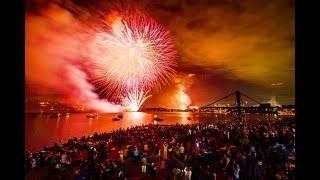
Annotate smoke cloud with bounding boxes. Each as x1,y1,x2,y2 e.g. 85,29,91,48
266,96,280,107
145,73,196,108
25,3,124,112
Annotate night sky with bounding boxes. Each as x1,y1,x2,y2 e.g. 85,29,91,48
26,0,295,110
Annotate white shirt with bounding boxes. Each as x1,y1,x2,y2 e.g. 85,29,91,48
179,146,185,154
185,169,192,179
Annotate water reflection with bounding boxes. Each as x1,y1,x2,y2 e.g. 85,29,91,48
25,112,291,151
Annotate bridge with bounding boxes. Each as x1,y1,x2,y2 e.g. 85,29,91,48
199,91,278,120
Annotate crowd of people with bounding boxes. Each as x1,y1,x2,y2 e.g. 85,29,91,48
25,117,295,179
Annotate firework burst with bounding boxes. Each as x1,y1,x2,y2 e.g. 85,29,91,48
123,87,152,112
90,10,177,100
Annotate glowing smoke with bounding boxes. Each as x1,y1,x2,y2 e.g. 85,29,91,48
267,96,281,107
176,87,190,110
25,4,124,112
150,73,195,109
174,73,195,109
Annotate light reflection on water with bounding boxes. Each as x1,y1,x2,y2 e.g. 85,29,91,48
25,112,291,151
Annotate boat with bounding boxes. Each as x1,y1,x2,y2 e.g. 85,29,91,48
112,117,121,121
87,114,100,118
86,114,94,118
153,115,163,121
154,118,163,121
49,113,60,118
117,114,123,118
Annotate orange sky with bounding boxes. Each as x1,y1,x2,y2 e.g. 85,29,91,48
25,0,295,108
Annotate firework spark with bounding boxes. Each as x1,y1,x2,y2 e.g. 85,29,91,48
123,87,152,112
90,10,177,100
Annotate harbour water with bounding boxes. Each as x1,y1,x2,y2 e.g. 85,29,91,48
25,112,292,151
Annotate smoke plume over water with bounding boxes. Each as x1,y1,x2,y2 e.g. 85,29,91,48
25,4,124,112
